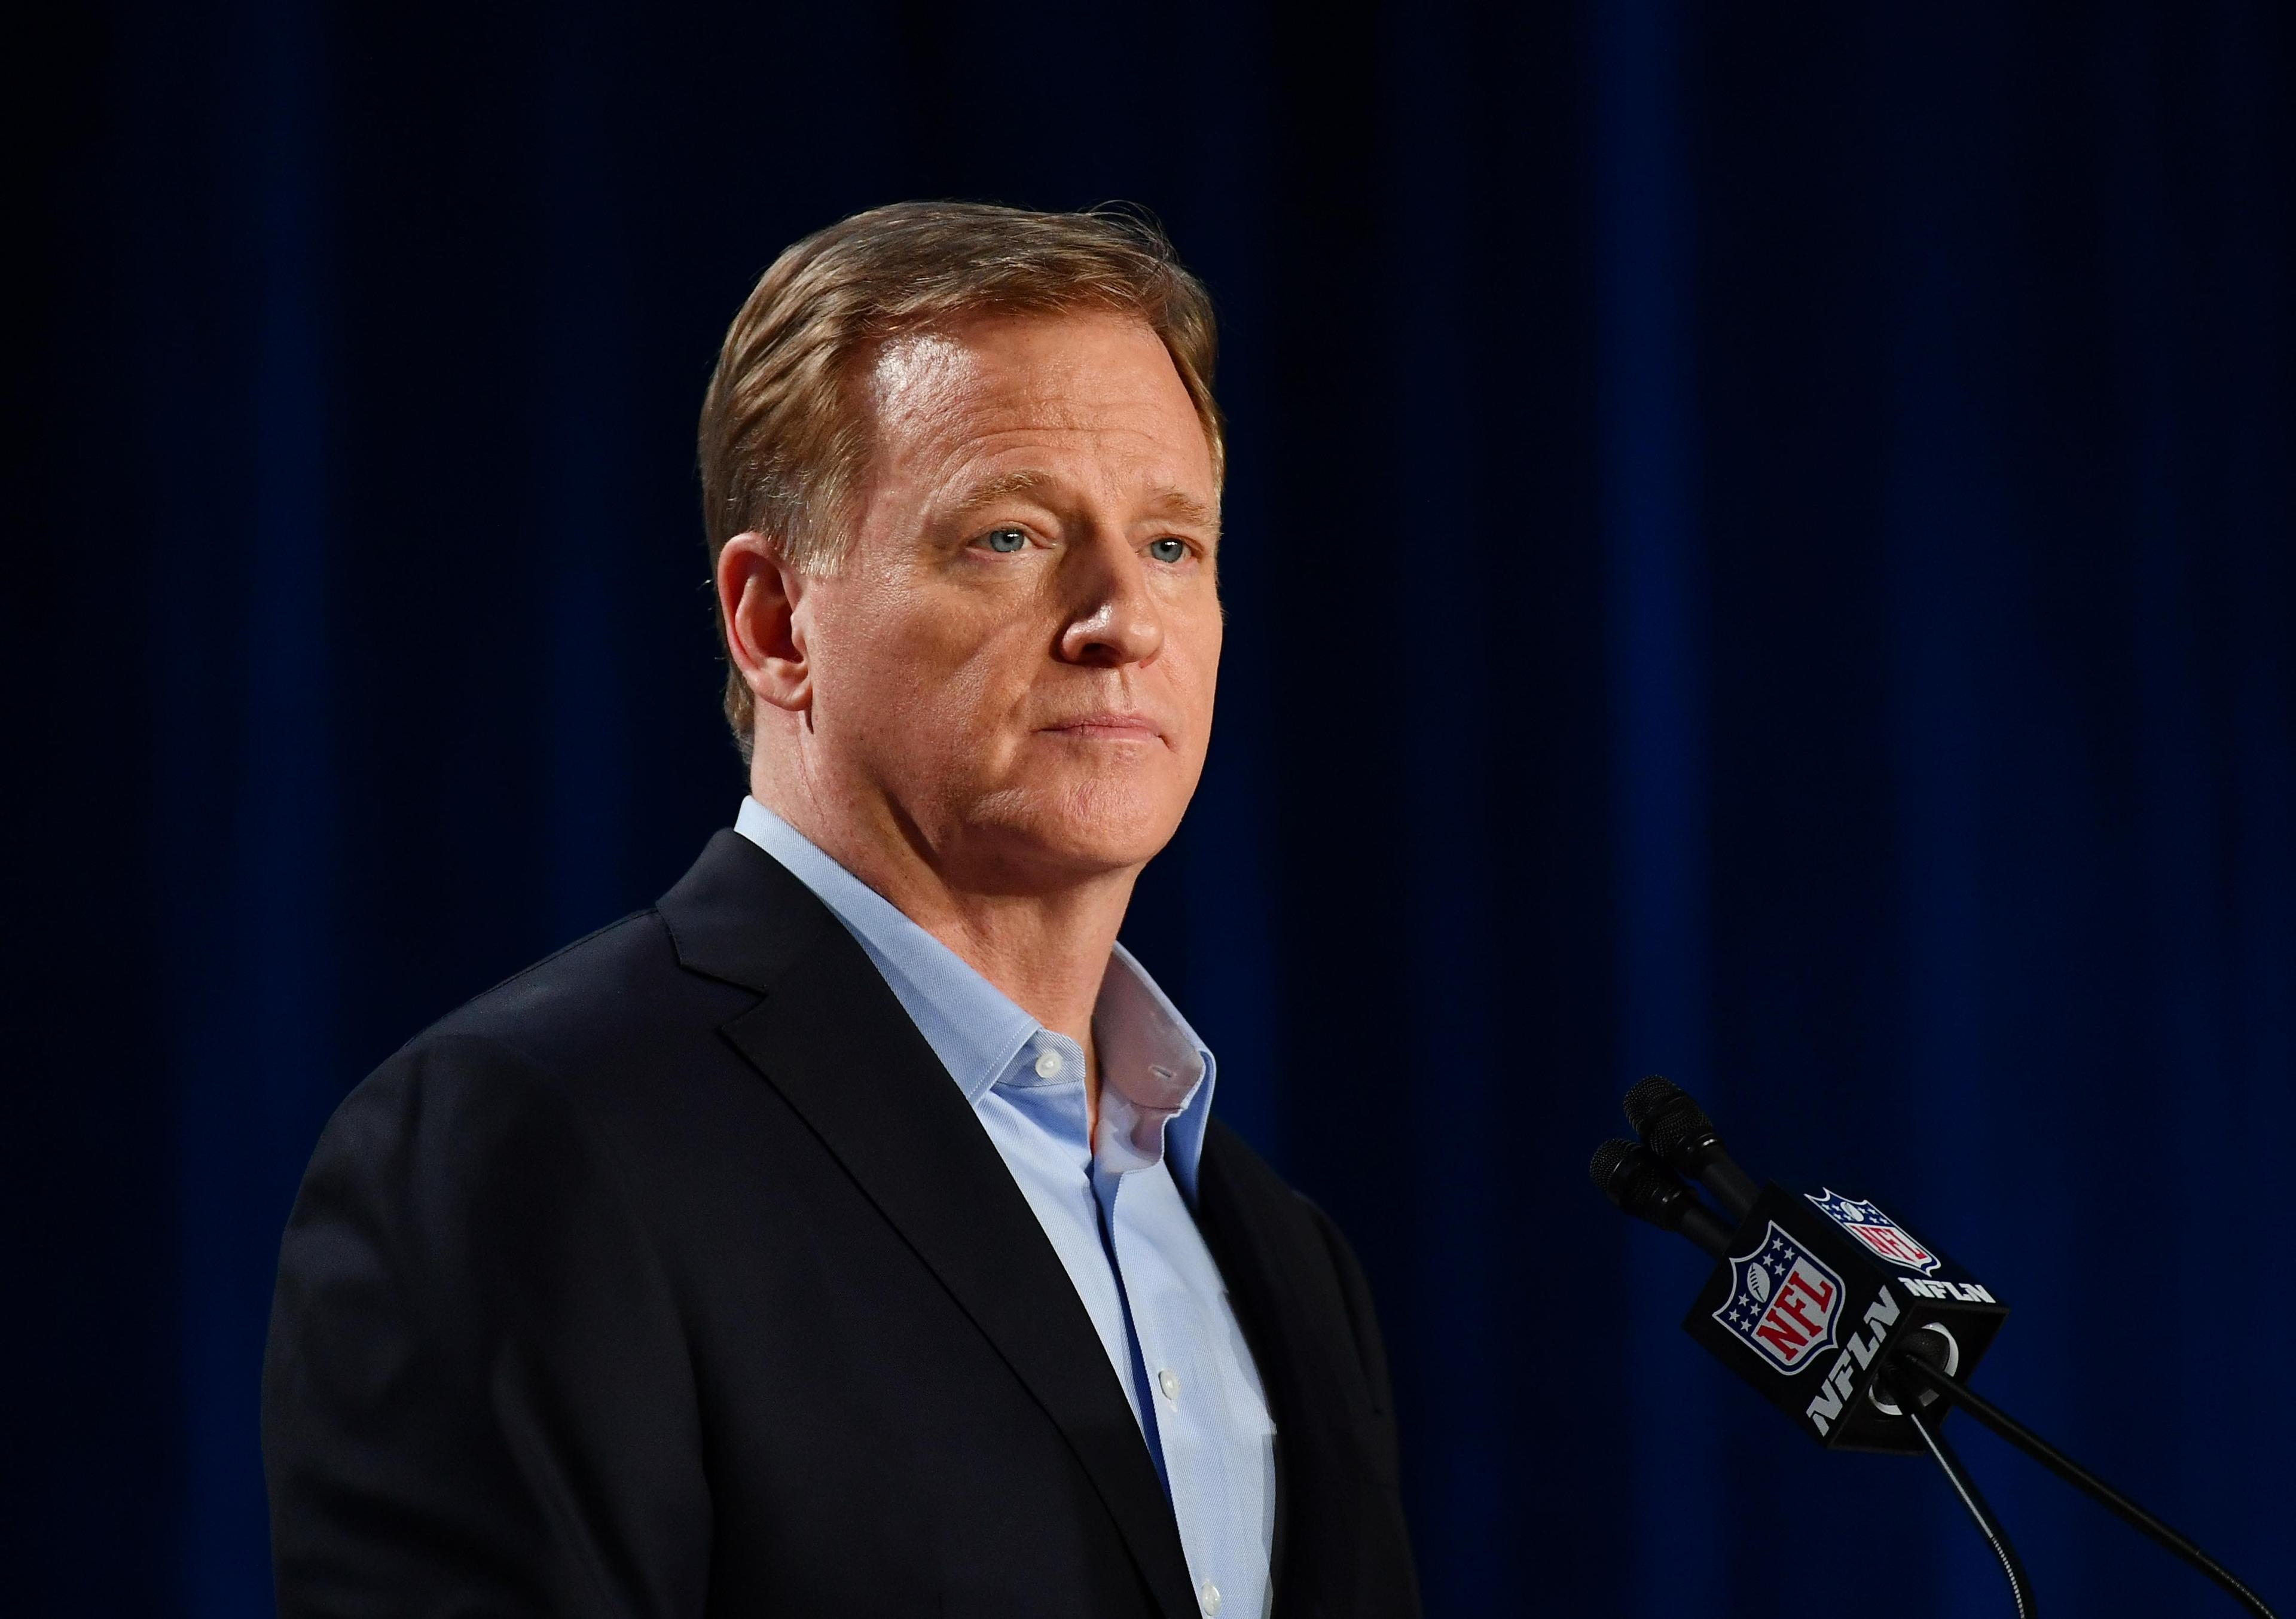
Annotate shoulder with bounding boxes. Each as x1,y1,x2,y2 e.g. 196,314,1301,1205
1198,1119,1399,1415
394,827,851,1090
1201,1120,1384,1306
309,902,740,1193
302,914,681,1206
431,907,716,1064
297,829,883,1241
1198,1117,1345,1254
305,830,869,1211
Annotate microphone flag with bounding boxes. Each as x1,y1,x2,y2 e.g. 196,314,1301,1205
1683,1184,2009,1453
1806,1189,1943,1276
1713,1223,1846,1374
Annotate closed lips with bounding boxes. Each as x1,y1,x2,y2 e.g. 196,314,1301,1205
1042,714,1162,738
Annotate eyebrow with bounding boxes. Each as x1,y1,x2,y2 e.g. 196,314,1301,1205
947,469,1055,515
945,469,1220,531
1141,484,1222,530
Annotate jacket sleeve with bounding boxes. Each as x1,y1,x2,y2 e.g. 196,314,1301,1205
261,1033,711,1618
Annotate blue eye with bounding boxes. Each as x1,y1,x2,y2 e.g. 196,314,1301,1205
982,527,1028,554
1147,537,1187,563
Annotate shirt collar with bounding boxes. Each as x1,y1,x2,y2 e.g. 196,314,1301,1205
733,799,1219,1196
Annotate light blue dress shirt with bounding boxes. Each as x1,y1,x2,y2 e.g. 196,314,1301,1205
735,799,1276,1619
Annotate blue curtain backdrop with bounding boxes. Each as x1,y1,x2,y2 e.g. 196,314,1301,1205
10,2,2293,1614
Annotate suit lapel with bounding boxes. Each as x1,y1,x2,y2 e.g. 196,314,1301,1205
660,833,1198,1619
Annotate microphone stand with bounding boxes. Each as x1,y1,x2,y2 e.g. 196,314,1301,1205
1893,1354,2280,1619
1900,1395,2037,1619
1590,1083,2282,1617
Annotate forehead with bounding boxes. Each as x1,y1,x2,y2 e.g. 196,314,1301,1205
859,311,1216,491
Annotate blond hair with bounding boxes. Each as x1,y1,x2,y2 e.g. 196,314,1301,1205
696,200,1225,754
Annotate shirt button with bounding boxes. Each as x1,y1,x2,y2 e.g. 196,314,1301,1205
1033,1048,1064,1079
1199,1580,1222,1616
1158,1368,1181,1401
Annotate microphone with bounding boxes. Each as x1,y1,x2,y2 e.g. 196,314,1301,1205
1590,1078,2283,1619
1623,1074,1762,1220
1603,1080,2008,1450
1671,1168,2007,1452
1588,1139,1735,1257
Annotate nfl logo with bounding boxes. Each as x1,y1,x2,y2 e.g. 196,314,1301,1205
1714,1224,1846,1375
1806,1189,1942,1276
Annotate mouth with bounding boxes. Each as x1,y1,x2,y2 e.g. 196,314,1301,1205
1039,713,1166,743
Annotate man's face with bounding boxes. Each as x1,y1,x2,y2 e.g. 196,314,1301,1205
791,310,1223,894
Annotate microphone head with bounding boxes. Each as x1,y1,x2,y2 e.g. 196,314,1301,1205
1625,1075,1730,1181
1646,1098,1723,1160
1589,1137,1636,1199
1622,1074,1684,1135
1589,1137,1701,1232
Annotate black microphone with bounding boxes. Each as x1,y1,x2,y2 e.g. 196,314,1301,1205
1588,1139,1735,1257
1623,1074,1762,1220
1589,1080,2283,1619
1604,1079,2010,1450
1682,1177,2008,1450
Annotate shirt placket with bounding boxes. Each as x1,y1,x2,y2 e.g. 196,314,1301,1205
1025,1028,1232,1619
1088,1159,1172,1494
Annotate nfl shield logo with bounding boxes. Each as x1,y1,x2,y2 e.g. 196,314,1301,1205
1806,1189,1942,1276
1714,1223,1846,1374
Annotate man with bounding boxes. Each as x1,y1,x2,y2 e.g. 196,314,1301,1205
263,202,1421,1619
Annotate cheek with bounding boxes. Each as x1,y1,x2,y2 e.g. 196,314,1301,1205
1161,604,1224,738
814,583,1037,757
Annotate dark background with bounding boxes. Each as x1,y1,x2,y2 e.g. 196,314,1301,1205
10,1,2293,1614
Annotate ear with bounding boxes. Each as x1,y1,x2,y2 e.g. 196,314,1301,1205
717,531,813,714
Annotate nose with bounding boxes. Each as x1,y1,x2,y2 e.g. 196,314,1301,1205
1056,530,1164,668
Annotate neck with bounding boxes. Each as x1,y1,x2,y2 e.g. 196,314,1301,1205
755,781,1135,1052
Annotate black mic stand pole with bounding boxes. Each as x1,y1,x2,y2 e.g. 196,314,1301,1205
1898,1395,2037,1619
1894,1354,2279,1619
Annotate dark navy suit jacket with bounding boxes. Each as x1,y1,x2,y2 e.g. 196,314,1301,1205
262,830,1422,1618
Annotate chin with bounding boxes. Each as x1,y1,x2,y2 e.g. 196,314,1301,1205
970,774,1190,886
